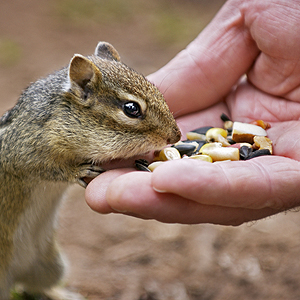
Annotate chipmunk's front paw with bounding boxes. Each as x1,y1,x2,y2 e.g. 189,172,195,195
76,164,105,188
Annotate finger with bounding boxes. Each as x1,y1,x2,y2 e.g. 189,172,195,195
85,168,135,214
151,156,300,211
226,80,300,123
245,1,300,99
147,0,259,116
103,170,278,225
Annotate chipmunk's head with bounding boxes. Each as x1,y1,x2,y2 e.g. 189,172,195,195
61,42,181,163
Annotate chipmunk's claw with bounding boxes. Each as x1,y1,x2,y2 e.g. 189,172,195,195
76,164,105,188
77,178,88,188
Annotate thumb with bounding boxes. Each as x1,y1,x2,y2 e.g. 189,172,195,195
148,0,259,116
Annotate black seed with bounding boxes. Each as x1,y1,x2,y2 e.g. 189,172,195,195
190,126,213,135
245,149,271,160
135,162,151,172
239,146,253,160
194,141,207,154
173,140,207,155
179,139,205,145
135,159,149,167
173,143,197,156
220,113,231,122
226,128,233,135
227,138,236,145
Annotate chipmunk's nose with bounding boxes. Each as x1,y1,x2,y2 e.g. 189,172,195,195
167,126,181,144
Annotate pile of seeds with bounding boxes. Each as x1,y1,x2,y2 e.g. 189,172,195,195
135,113,272,172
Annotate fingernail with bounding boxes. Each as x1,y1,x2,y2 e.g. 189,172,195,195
153,186,167,193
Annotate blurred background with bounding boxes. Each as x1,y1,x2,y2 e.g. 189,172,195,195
2,1,300,299
0,0,225,114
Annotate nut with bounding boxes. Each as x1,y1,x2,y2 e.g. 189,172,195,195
232,121,267,143
186,131,206,141
224,120,233,130
188,154,213,162
253,136,273,154
186,126,213,141
157,147,181,161
206,128,229,146
200,143,239,161
148,161,165,172
250,120,271,130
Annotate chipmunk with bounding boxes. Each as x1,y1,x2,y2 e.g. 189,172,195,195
0,42,181,300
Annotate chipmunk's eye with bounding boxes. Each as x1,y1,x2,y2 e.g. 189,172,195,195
123,102,142,118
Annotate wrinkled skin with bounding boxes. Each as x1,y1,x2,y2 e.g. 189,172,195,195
86,0,300,226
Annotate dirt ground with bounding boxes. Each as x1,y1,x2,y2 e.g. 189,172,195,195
1,1,300,299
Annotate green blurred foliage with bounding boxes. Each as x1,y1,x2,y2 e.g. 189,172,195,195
0,38,22,67
54,0,135,24
53,0,225,47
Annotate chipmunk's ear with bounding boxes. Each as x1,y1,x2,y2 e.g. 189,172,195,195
67,54,102,90
95,41,121,62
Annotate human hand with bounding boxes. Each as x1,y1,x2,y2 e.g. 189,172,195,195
85,0,300,225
